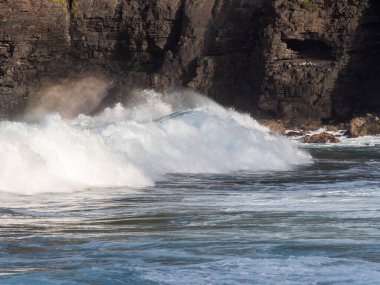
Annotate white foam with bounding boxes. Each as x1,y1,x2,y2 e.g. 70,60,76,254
0,90,310,194
294,128,380,147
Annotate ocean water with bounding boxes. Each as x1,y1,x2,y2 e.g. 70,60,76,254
0,91,379,284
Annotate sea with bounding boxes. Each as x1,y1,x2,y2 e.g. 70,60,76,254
0,90,379,284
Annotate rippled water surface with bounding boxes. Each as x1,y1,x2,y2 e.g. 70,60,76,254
1,146,380,284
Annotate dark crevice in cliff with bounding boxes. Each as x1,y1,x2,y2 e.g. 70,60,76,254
205,0,274,114
164,0,186,55
145,38,166,72
207,0,266,57
112,2,127,62
285,39,336,61
206,0,230,56
66,0,76,54
181,58,198,86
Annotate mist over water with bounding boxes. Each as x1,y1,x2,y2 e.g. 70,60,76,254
25,77,110,119
0,89,310,194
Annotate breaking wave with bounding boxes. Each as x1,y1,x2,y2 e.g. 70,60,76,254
0,90,310,194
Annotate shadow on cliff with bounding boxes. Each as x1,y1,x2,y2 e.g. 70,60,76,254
331,0,380,121
64,0,276,117
97,0,188,110
201,0,275,116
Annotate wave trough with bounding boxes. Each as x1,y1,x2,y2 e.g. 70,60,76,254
0,90,310,194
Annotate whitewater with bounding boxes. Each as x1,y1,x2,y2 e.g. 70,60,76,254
1,89,380,285
0,90,309,194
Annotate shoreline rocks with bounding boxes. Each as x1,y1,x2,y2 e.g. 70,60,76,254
261,114,380,143
260,119,341,144
348,114,380,137
302,132,341,144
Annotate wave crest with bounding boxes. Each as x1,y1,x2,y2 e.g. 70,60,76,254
0,90,310,194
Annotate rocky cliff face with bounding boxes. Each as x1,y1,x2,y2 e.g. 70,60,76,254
261,0,368,122
0,0,379,122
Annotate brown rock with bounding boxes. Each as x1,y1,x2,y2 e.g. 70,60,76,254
348,114,380,137
303,132,341,143
260,120,287,135
285,131,304,137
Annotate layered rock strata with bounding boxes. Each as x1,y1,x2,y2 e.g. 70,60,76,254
0,0,379,122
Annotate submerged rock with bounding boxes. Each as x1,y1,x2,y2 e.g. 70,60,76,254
348,114,380,137
303,132,341,144
285,131,305,137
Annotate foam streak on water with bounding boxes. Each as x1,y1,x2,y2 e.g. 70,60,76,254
0,90,309,194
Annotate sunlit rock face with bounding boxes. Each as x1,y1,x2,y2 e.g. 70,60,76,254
0,0,378,122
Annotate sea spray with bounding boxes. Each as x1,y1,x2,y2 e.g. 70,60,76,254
25,77,110,119
0,90,311,194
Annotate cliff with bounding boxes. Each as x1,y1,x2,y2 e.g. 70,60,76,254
0,0,379,122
